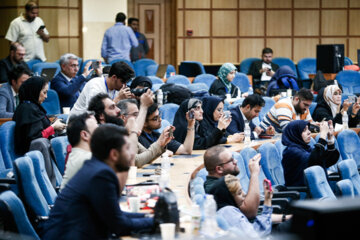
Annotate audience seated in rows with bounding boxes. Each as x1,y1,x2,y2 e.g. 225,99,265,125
60,112,98,190
312,85,360,127
0,42,31,84
0,65,31,118
42,124,154,239
13,76,66,187
282,120,339,186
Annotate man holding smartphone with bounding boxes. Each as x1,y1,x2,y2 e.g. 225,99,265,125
5,1,50,62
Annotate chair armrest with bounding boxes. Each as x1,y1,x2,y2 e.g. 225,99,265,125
0,183,10,192
273,191,300,200
275,185,308,192
0,178,16,184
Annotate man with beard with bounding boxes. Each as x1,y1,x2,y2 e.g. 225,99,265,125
42,124,154,239
5,1,50,62
259,88,314,133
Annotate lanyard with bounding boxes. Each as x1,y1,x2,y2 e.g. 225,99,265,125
104,77,115,99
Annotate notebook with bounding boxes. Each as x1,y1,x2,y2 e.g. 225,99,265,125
156,64,168,78
40,68,57,82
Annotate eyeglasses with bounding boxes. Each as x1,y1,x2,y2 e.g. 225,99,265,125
218,157,235,167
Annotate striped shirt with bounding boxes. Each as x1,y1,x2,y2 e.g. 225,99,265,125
260,97,312,133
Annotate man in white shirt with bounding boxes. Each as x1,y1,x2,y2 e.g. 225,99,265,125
5,1,50,62
68,61,134,118
60,111,98,190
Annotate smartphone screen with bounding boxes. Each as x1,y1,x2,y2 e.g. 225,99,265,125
38,25,45,30
168,128,173,138
264,179,272,192
189,110,194,119
92,61,99,69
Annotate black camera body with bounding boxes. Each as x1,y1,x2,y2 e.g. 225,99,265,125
130,87,150,97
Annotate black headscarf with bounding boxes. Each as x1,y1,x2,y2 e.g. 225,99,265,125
130,76,152,89
282,120,311,153
202,96,223,127
173,98,202,143
207,176,237,210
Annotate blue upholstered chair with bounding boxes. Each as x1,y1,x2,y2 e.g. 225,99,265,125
179,61,206,77
257,142,284,186
239,58,260,74
159,103,179,125
338,159,360,196
26,59,42,72
166,75,191,85
157,119,171,134
133,58,157,76
32,62,61,77
109,58,134,71
344,57,353,66
50,136,70,176
272,57,298,79
232,72,251,93
148,76,164,85
152,83,163,92
41,89,61,115
195,168,208,182
337,129,360,168
335,70,360,95
259,97,276,121
193,73,216,89
297,58,316,89
336,179,355,197
309,102,317,115
0,121,18,169
188,83,209,93
233,152,250,193
304,165,336,200
0,190,40,240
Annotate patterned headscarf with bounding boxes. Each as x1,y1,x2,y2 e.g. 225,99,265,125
218,63,236,93
323,85,341,117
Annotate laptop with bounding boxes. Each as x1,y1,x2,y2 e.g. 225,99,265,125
40,68,57,82
156,64,168,78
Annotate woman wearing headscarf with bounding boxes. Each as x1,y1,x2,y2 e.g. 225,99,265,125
13,76,66,186
281,120,339,186
209,63,240,98
312,85,360,127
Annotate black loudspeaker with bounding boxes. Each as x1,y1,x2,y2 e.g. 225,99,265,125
316,44,344,73
290,197,360,240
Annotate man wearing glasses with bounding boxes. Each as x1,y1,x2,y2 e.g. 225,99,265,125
139,103,195,156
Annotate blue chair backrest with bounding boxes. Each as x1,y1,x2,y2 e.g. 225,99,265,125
32,62,61,77
233,152,249,193
166,75,191,85
14,156,50,217
304,165,336,200
41,89,61,115
179,61,206,77
232,72,251,93
336,179,355,197
337,129,360,167
272,57,298,79
309,102,317,115
50,136,69,176
133,58,157,76
258,142,285,186
239,58,261,74
152,83,163,92
344,57,353,66
297,58,316,80
109,58,134,71
157,119,171,134
228,98,244,110
195,168,208,182
193,73,216,89
26,59,42,71
338,159,360,196
25,151,57,205
0,121,18,169
275,139,286,157
335,70,360,95
259,97,276,121
159,103,179,125
188,83,209,93
148,76,164,85
0,191,40,240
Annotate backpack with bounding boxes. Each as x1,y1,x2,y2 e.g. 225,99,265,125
160,83,193,105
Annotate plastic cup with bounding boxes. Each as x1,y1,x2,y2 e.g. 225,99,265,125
128,196,140,213
160,223,175,240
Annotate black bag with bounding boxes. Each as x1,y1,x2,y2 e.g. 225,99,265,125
153,188,180,233
160,83,193,105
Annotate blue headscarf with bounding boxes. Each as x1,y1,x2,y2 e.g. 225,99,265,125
218,63,236,93
202,96,223,127
282,120,311,152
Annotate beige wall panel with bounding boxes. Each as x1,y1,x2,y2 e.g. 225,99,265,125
212,0,237,8
239,10,264,36
83,22,113,60
69,38,80,57
349,10,360,36
0,38,9,59
0,9,20,36
185,0,210,8
41,9,69,36
0,1,20,6
184,11,210,37
350,0,360,7
267,0,292,8
212,39,238,63
294,0,320,8
294,10,319,36
321,10,347,36
177,11,183,37
184,39,210,63
39,0,68,6
267,11,292,36
212,11,237,37
177,0,183,8
69,0,79,7
69,9,79,36
44,38,68,62
349,38,360,62
322,0,347,8
239,38,264,61
293,38,319,63
239,0,264,8
266,38,292,58
177,39,184,65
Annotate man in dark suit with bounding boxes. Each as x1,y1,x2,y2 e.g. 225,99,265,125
50,53,92,109
0,65,31,118
42,124,154,239
227,94,274,139
249,48,279,95
0,42,31,84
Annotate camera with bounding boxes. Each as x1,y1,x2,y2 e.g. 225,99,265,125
130,87,168,104
91,61,100,70
130,87,150,97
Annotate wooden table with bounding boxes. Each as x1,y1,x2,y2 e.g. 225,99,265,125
308,73,337,81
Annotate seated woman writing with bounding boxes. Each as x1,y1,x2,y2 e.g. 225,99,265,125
281,120,339,187
312,85,360,127
13,76,66,187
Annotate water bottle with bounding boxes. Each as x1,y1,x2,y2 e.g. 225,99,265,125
201,194,218,236
157,89,163,106
244,122,251,144
237,86,241,99
191,204,201,235
342,111,349,130
159,152,170,188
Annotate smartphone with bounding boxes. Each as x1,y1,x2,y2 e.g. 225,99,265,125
92,61,100,69
38,25,45,30
224,111,231,119
264,179,272,192
168,128,173,138
348,95,357,104
189,110,195,119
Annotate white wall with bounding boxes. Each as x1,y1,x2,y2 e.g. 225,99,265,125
82,0,127,60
